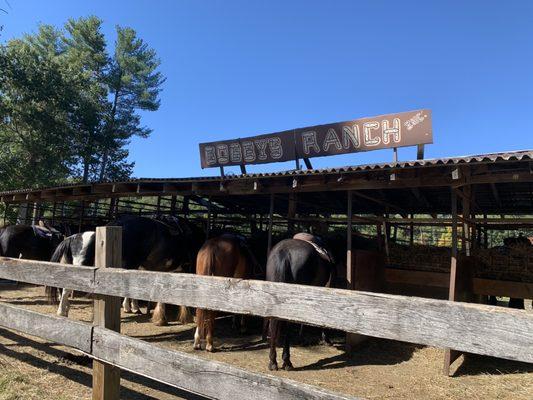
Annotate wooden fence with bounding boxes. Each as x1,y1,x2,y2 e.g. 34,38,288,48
0,226,532,399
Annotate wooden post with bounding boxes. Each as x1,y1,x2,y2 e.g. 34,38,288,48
382,218,390,263
169,195,177,216
32,202,39,225
267,193,274,258
444,188,459,376
346,191,353,289
51,202,57,226
206,197,212,239
287,193,297,236
409,213,414,246
3,203,8,226
92,226,122,400
182,196,190,214
78,201,85,233
108,198,116,220
156,196,162,217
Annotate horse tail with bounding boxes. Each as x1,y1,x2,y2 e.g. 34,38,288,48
195,242,216,336
46,238,73,304
196,242,216,277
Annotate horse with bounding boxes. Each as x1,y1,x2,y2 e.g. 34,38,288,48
193,233,258,352
48,215,204,323
265,232,337,371
0,223,64,260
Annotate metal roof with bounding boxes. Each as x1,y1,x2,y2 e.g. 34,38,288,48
1,149,531,196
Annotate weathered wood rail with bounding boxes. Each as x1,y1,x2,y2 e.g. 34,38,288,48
0,256,532,364
0,223,532,399
0,302,354,400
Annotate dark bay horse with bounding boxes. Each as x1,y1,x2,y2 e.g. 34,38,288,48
48,215,204,321
265,233,337,371
193,233,257,352
0,224,63,260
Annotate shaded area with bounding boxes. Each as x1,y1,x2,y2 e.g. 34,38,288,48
0,328,207,400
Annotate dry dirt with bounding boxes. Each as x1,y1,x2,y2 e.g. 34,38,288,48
0,283,532,400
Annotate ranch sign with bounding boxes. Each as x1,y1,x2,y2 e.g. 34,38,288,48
199,109,432,168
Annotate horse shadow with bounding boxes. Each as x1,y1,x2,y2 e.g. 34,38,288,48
292,337,423,372
453,353,533,377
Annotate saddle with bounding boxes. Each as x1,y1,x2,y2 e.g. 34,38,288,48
32,225,61,240
293,232,335,264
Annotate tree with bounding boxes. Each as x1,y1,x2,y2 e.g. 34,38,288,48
0,26,75,190
0,16,165,189
97,25,165,181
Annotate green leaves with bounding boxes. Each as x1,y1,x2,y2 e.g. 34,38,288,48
0,16,165,190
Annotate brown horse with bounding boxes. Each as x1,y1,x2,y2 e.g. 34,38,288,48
193,233,256,352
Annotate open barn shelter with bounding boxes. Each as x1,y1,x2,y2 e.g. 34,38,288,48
1,149,532,375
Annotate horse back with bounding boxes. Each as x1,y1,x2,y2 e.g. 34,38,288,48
196,236,248,278
266,239,332,286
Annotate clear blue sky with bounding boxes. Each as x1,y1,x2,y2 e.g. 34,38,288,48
1,1,532,178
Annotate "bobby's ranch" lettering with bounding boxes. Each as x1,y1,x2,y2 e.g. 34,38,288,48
199,109,432,168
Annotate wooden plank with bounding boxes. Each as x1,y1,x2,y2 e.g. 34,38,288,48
92,327,355,400
93,269,533,364
0,302,92,353
0,257,96,291
1,257,532,364
92,227,122,400
385,268,449,288
473,279,533,299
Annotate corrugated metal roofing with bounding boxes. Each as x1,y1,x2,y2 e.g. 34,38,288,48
0,149,531,195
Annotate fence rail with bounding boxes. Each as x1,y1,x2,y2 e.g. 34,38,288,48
0,256,532,364
0,301,354,400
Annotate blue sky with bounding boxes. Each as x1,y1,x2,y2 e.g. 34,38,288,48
1,1,532,178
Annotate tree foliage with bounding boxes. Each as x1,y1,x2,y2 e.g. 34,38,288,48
0,16,165,191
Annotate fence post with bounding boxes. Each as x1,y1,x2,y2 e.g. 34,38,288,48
93,226,122,400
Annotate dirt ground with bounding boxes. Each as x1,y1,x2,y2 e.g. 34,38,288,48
0,283,532,400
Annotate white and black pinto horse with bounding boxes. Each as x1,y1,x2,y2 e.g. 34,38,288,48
48,215,203,322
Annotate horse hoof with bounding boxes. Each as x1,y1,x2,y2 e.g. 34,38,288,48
268,362,278,371
282,361,294,371
206,344,215,352
193,343,202,350
152,320,168,327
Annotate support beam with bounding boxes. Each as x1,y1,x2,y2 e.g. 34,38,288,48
267,193,274,259
346,191,353,289
444,188,459,376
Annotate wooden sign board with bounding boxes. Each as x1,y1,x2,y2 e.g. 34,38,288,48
199,109,432,168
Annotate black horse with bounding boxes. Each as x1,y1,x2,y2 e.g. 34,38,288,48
265,232,337,371
0,224,63,260
48,215,204,322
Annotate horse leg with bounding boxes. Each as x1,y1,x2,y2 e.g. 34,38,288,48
131,299,141,314
193,308,205,350
206,310,215,352
262,318,269,341
268,317,280,371
509,298,525,309
320,329,333,346
281,321,294,371
151,302,168,326
57,288,73,317
122,297,132,313
239,314,246,334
